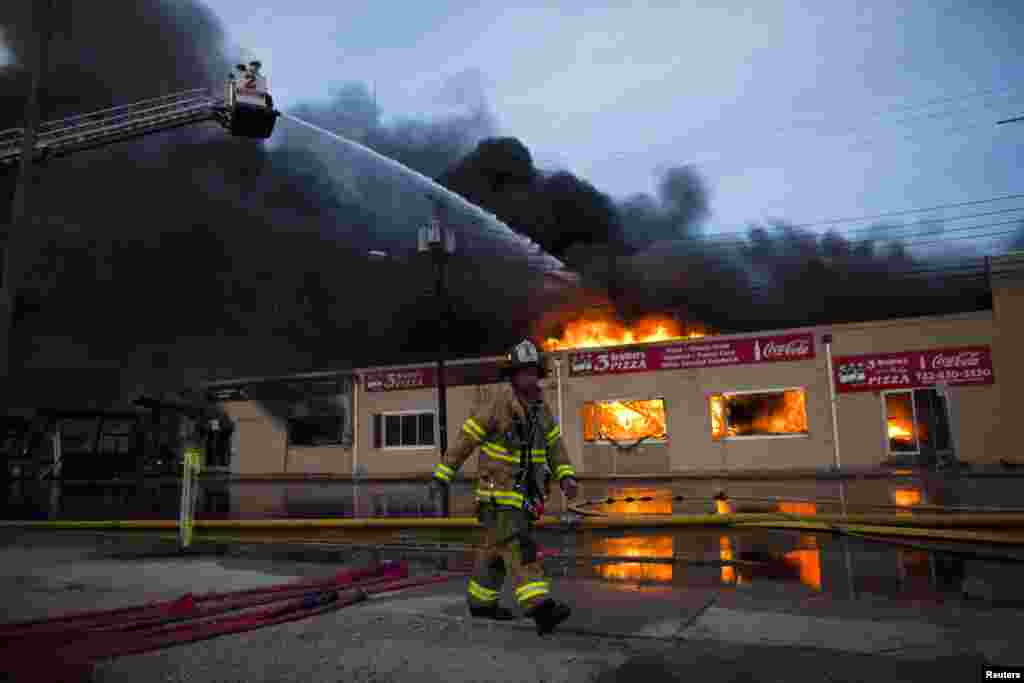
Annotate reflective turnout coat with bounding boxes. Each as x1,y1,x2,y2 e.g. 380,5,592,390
432,383,576,509
431,383,576,612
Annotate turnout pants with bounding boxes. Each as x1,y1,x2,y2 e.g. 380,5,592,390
467,503,551,613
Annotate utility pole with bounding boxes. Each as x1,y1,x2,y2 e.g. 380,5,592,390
2,0,57,391
419,196,456,517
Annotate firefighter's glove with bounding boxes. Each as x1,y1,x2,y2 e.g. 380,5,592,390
559,477,579,501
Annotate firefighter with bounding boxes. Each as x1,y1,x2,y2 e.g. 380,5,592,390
429,339,579,635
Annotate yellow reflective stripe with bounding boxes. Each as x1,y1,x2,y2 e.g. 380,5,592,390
462,423,484,442
555,464,576,480
530,449,546,455
482,446,520,464
546,425,561,443
515,581,550,604
433,464,453,482
468,580,499,602
464,418,486,440
531,456,547,464
476,489,494,501
491,490,525,506
482,440,508,453
436,463,454,475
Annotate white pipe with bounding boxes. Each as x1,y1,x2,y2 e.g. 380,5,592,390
824,336,842,471
352,374,359,476
554,357,564,428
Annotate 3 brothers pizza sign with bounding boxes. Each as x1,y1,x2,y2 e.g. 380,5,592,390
834,346,995,393
568,333,815,377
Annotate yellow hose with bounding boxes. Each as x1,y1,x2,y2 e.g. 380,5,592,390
736,520,1024,545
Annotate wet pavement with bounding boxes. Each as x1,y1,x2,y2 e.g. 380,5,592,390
3,525,1023,681
6,471,1024,522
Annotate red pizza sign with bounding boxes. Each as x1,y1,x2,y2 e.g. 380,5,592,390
568,332,815,376
364,368,437,392
834,346,994,393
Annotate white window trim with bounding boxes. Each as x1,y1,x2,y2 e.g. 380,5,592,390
711,386,810,441
582,396,669,445
381,410,438,451
880,389,920,456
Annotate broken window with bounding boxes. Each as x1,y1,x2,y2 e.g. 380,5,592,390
882,389,952,460
581,399,667,444
288,416,345,447
709,389,808,440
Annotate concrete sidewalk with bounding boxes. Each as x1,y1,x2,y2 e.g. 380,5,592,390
1,530,1018,682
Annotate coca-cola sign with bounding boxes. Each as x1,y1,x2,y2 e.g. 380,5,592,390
931,351,982,370
834,346,994,393
762,338,812,360
568,332,815,376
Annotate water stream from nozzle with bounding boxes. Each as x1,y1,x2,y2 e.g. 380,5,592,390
279,112,564,270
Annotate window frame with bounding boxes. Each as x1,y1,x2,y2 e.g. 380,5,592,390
880,389,921,456
380,410,438,451
708,386,810,441
581,396,669,446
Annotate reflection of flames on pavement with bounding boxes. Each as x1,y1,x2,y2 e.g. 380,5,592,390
777,501,817,516
592,536,674,583
585,400,667,442
543,313,706,351
719,534,822,591
887,420,914,442
892,488,922,507
710,390,808,439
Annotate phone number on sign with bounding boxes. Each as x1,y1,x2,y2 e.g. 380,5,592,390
915,368,991,383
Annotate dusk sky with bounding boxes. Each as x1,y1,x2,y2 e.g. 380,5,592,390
203,0,1024,252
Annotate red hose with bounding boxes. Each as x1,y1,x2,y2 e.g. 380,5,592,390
0,561,399,638
0,564,469,682
0,566,411,647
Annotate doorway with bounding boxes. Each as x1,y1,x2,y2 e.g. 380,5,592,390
881,388,954,466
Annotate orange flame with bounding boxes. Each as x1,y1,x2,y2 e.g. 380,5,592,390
887,420,914,441
583,400,667,443
710,390,808,439
543,313,706,351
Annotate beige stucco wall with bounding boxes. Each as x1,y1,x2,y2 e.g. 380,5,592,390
222,310,1002,476
220,399,352,476
992,282,1024,463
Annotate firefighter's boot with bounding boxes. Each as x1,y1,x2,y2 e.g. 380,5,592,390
469,604,518,621
528,598,571,636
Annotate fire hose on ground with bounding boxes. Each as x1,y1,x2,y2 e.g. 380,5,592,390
0,560,470,683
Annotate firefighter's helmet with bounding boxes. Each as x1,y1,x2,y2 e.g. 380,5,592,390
502,339,548,379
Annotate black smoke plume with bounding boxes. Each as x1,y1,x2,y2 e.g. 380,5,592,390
0,1,541,411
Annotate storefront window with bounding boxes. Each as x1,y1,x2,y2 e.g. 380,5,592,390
709,389,808,441
582,399,667,443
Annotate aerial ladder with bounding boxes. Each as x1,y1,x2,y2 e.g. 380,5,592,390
0,66,279,169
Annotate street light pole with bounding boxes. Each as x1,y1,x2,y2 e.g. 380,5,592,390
418,196,456,517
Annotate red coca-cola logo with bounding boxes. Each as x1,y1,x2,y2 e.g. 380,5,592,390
931,351,982,369
762,339,811,358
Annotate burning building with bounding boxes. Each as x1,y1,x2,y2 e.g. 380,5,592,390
203,305,1003,478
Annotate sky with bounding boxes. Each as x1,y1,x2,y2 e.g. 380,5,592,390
201,0,1024,246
